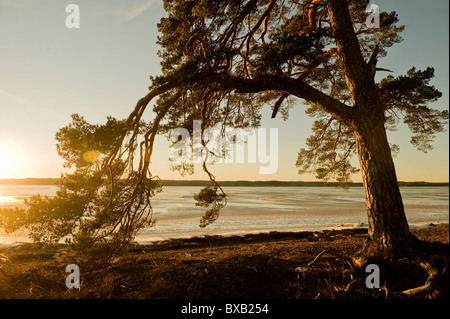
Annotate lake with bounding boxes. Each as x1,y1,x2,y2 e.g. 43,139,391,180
0,184,448,245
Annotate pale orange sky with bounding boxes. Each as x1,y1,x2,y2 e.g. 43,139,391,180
0,0,448,182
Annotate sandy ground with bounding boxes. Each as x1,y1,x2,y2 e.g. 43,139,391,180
0,223,448,299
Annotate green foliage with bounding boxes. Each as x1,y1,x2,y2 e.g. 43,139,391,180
55,114,128,168
0,115,162,261
297,66,447,188
379,67,448,152
0,206,27,233
194,184,227,227
296,116,359,188
253,29,326,76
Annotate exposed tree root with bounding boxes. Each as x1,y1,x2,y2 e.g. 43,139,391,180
296,234,449,299
402,262,438,296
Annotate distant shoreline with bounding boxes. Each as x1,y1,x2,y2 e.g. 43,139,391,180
0,178,448,187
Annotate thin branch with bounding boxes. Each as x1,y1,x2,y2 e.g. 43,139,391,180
271,93,290,118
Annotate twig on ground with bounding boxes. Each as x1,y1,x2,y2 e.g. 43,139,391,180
307,249,327,267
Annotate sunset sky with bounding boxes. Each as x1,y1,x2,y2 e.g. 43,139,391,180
0,0,448,182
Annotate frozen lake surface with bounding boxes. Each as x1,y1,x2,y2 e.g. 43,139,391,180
0,185,448,244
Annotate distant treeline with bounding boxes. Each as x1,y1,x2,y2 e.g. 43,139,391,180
0,178,448,187
0,178,59,185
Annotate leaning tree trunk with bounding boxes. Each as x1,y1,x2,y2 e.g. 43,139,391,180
354,112,415,257
326,0,416,257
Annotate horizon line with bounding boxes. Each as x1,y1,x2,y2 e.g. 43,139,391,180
0,178,448,186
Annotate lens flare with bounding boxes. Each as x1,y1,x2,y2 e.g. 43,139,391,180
83,150,100,163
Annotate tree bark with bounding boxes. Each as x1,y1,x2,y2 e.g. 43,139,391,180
326,0,415,257
354,113,415,257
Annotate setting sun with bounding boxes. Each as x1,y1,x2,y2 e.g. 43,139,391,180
0,140,22,179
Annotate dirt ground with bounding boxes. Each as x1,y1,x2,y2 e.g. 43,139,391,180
0,224,448,299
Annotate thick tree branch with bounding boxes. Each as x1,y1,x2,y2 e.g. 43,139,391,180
326,0,376,107
104,82,174,167
308,0,323,31
367,43,379,77
148,68,354,124
211,73,354,123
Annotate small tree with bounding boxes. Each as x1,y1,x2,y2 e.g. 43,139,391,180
0,0,447,260
1,115,162,259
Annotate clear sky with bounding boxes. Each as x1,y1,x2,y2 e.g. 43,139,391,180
0,0,448,182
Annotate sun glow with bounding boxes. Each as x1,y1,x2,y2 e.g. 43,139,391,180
0,140,22,179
